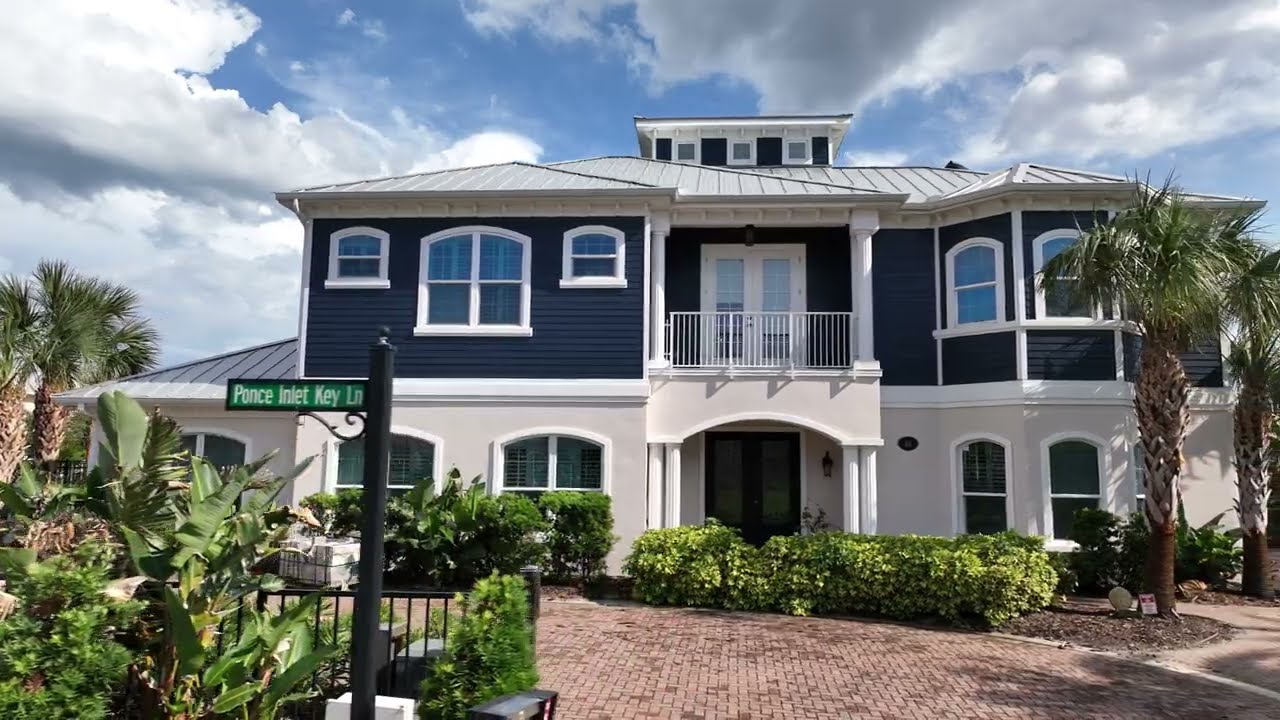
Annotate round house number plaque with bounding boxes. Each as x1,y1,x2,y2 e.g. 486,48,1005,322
897,436,919,451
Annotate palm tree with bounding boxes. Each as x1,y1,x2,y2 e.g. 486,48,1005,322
1041,177,1262,615
1223,246,1280,598
27,260,160,466
0,276,36,481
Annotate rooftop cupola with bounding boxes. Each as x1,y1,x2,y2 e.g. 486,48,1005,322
634,114,852,168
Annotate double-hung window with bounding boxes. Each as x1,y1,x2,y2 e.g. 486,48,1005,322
946,239,1004,326
417,227,531,336
326,227,390,289
959,440,1008,534
560,226,626,288
499,435,604,494
1047,439,1102,539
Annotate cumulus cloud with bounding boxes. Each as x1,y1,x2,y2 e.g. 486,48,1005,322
0,1,541,362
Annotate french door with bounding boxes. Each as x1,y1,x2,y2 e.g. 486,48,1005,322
700,244,806,367
705,432,802,545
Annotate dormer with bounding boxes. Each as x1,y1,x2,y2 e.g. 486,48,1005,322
634,114,852,168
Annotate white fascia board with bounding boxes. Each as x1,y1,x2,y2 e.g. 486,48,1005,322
882,381,1234,409
635,117,852,130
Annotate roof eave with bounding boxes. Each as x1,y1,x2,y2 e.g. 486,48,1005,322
678,193,910,208
276,187,678,207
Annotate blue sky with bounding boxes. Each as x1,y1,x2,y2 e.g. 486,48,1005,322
2,0,1278,364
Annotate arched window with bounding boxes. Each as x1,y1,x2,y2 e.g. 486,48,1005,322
326,227,390,289
959,439,1008,534
946,239,1004,326
337,434,435,492
1032,230,1094,318
1047,439,1102,539
180,432,247,470
499,435,604,493
417,227,531,335
560,226,626,288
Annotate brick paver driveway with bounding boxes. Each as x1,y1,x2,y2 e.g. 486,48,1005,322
537,602,1277,719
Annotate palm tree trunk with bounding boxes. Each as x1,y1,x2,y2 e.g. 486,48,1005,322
31,380,70,467
1234,383,1274,597
1135,335,1189,615
0,383,26,482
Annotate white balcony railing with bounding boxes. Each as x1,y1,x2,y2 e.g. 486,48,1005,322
666,311,857,370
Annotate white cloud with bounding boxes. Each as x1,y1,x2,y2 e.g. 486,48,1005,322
336,7,388,42
0,0,542,362
337,8,356,26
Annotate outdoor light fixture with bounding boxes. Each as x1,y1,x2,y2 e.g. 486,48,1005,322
821,451,833,477
744,223,756,246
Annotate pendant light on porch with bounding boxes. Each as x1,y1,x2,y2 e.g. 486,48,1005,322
821,451,833,477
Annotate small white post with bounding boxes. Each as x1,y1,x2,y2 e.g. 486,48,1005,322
647,443,664,529
664,442,682,527
860,447,878,534
842,444,860,533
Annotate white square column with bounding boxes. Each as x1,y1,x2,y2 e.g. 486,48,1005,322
649,215,670,368
849,211,878,363
841,444,860,533
663,442,682,527
647,443,664,529
859,447,878,534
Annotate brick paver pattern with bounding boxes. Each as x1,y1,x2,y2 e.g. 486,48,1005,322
537,602,1276,719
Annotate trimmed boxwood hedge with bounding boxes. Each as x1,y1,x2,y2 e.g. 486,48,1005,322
623,523,1056,626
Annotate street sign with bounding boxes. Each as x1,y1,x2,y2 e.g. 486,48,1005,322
224,378,367,412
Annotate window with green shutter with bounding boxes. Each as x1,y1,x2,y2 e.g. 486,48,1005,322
337,435,435,490
501,435,603,494
960,440,1007,535
1048,439,1101,539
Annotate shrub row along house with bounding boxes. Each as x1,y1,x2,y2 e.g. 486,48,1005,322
57,113,1261,568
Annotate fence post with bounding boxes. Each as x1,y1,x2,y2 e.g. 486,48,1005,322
520,565,541,653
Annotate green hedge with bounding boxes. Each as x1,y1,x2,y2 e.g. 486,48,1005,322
624,524,1056,626
538,491,617,584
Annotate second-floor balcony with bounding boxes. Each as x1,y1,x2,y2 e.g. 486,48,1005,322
666,311,856,371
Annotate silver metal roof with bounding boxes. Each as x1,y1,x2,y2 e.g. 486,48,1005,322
753,166,985,203
549,157,882,197
58,338,297,402
289,162,658,195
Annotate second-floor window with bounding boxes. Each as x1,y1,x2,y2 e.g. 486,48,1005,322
326,227,390,289
1033,230,1097,318
946,238,1005,326
561,226,626,288
417,227,532,336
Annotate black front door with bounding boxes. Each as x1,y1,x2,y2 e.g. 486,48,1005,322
705,432,801,545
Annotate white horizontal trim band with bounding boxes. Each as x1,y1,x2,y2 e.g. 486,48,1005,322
412,325,533,337
882,381,1233,409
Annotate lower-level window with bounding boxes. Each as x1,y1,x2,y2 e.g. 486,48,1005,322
501,435,602,493
1133,444,1147,515
180,432,247,469
338,434,435,491
959,440,1008,534
1048,439,1102,539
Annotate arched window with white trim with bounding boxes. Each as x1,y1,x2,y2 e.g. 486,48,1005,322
326,227,390,289
560,226,626,288
337,433,436,492
958,439,1009,534
1032,229,1095,318
498,434,604,494
417,227,531,336
946,238,1004,326
1047,438,1103,539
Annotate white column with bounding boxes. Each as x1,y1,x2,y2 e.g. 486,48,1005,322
842,444,860,533
649,216,670,367
849,214,877,362
859,447,878,534
647,444,664,529
664,442,682,527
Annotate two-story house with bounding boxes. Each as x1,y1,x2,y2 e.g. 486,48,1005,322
62,113,1260,564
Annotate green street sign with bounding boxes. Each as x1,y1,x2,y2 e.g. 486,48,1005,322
225,379,367,412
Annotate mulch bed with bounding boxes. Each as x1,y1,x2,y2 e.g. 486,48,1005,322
542,576,634,603
999,597,1237,654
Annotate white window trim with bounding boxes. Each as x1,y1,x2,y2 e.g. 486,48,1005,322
950,434,1015,536
416,226,533,337
674,140,699,164
1040,431,1108,542
560,225,627,288
783,138,811,165
1131,442,1147,516
1031,229,1102,320
490,426,611,496
179,427,253,467
326,226,391,289
324,426,444,493
727,139,755,166
945,237,1006,328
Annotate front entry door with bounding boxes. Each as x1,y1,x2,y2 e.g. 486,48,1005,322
701,245,806,366
705,432,801,544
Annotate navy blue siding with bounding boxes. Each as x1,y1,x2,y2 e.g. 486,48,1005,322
1027,330,1115,380
1022,211,1106,319
1123,333,1224,387
306,217,644,379
655,138,672,161
812,137,830,165
942,332,1017,384
938,214,1014,324
757,137,783,166
701,138,727,166
872,229,936,385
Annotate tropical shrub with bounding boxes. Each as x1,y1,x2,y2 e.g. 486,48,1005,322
417,574,538,720
0,544,141,720
1066,508,1122,594
299,489,364,538
537,491,616,584
624,524,1056,627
